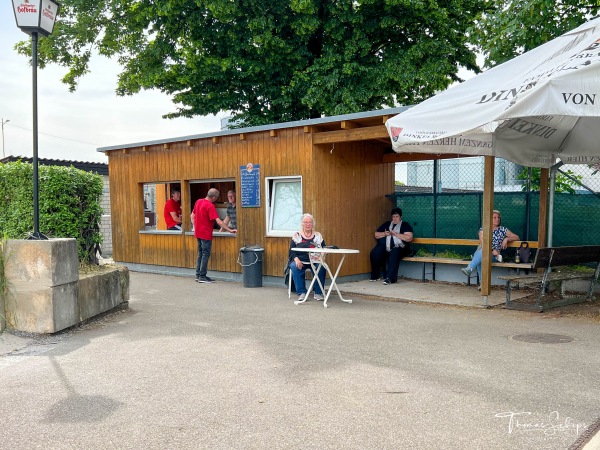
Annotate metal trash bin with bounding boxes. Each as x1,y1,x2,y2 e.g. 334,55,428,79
239,246,264,287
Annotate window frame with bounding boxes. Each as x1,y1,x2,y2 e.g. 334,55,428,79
141,181,180,231
188,178,237,237
265,176,303,237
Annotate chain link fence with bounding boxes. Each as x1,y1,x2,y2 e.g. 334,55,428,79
392,157,600,257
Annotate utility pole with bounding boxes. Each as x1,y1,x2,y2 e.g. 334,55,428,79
1,118,9,158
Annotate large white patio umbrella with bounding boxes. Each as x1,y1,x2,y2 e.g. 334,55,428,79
386,17,600,168
386,17,600,301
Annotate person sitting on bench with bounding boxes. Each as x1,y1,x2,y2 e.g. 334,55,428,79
461,210,519,285
370,207,414,285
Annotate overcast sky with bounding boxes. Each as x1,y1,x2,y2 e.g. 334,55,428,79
1,2,223,164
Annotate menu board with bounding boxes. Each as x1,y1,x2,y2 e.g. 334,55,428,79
240,163,260,207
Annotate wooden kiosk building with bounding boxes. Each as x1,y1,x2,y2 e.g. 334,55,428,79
99,108,417,280
99,107,547,291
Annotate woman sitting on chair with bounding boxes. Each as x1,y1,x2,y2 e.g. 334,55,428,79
288,213,327,302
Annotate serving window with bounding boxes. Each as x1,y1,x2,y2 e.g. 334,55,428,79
189,179,236,235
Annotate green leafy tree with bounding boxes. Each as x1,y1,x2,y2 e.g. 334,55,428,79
471,1,600,67
18,0,486,126
518,167,583,194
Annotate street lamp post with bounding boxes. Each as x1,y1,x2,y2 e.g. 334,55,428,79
12,0,60,240
1,118,9,158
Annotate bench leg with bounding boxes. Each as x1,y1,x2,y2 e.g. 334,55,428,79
467,272,478,287
535,285,545,308
533,268,552,309
421,262,426,282
505,280,512,306
464,270,478,287
560,280,567,298
587,262,600,301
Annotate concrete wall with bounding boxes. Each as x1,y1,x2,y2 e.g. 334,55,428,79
0,293,5,332
4,239,79,333
3,239,128,334
79,267,128,322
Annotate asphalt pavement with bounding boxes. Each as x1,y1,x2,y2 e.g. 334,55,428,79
1,272,599,450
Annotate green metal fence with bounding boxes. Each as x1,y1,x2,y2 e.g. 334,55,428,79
552,192,600,246
392,159,600,258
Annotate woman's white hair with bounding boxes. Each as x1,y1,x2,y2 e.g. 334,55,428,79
300,213,316,228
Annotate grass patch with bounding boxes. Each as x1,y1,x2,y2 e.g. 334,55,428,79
79,262,116,275
416,248,471,259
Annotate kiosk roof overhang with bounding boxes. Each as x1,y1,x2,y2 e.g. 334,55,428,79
97,107,411,153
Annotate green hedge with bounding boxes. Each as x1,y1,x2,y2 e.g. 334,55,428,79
0,161,103,264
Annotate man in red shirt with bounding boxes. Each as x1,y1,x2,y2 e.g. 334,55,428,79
191,188,237,283
164,188,182,230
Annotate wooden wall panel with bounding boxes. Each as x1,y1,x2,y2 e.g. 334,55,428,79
138,234,185,267
107,121,394,278
310,140,394,276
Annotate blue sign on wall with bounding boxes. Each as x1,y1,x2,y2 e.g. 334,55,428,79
240,163,260,207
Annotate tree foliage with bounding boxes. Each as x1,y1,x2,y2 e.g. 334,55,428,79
18,0,486,126
0,161,103,264
471,1,600,67
518,167,582,194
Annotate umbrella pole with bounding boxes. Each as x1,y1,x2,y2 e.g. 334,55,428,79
547,163,562,247
538,168,549,248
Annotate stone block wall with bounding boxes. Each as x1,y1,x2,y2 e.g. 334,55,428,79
100,176,113,257
3,239,128,334
4,239,79,333
0,293,5,332
78,267,129,322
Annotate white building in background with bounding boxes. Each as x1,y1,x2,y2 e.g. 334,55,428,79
397,157,524,191
396,158,599,193
220,116,243,130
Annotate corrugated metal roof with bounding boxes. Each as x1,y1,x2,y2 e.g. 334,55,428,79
97,106,410,153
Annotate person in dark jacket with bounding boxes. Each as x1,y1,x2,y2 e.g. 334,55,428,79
370,208,413,285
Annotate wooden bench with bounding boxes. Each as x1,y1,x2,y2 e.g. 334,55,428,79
404,238,537,284
497,245,600,311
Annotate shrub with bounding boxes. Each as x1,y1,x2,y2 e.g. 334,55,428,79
0,161,103,264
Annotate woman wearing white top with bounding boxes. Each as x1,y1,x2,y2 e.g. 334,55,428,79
288,214,327,302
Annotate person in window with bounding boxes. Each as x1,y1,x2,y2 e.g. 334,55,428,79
288,213,327,301
220,190,237,232
370,207,414,285
461,210,519,284
164,188,182,231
